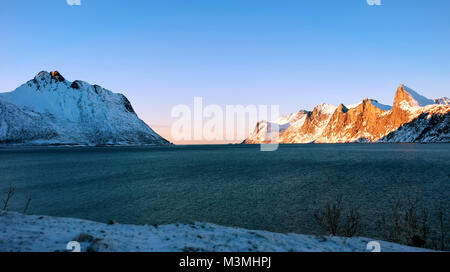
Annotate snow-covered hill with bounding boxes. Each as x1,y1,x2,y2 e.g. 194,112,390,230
0,71,169,146
0,211,431,252
245,84,450,144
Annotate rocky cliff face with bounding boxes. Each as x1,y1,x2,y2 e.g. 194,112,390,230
245,84,450,144
0,71,169,146
379,106,450,143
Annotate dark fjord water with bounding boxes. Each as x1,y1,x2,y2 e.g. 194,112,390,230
1,144,449,237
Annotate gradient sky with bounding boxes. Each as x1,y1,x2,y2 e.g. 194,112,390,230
1,0,449,143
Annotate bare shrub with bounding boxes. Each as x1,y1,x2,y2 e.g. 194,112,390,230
403,198,423,247
2,184,16,210
376,201,403,242
1,185,33,215
314,195,343,236
343,205,361,237
313,195,361,237
23,195,32,214
376,197,448,250
438,206,447,250
389,199,403,242
420,208,430,246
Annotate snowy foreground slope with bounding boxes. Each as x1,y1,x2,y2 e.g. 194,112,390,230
0,212,430,252
0,71,169,146
245,84,449,144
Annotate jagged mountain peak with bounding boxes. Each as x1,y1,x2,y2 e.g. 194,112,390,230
365,99,392,111
434,97,450,105
358,98,373,108
50,71,65,82
30,70,71,91
313,103,337,115
347,99,391,111
34,71,51,81
27,71,112,97
33,70,65,83
336,104,349,113
394,84,435,110
245,84,449,144
272,110,308,125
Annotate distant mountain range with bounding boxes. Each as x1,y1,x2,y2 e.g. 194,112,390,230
0,71,169,146
1,72,448,146
244,84,450,144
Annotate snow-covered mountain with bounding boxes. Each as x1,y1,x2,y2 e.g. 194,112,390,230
0,71,169,146
245,84,450,144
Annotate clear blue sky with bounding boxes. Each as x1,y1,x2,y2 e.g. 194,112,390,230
1,0,449,142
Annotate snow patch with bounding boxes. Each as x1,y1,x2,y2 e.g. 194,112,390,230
401,85,435,107
315,103,337,115
347,99,392,111
0,212,432,252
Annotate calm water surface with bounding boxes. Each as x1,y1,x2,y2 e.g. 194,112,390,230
0,144,449,237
